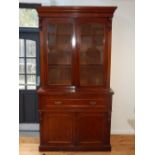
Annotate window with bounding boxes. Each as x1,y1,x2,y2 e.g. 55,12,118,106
19,39,37,89
19,3,40,90
19,8,38,27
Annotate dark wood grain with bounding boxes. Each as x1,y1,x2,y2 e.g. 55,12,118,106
37,6,117,151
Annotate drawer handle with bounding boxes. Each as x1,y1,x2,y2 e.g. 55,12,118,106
54,101,62,105
89,101,96,105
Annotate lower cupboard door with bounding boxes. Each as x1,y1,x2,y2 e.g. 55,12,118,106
76,112,110,147
41,112,75,146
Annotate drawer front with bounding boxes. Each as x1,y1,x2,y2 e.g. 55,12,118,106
40,97,111,111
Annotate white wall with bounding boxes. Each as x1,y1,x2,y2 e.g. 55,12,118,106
110,1,135,134
19,0,135,134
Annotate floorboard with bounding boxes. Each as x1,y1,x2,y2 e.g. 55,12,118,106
19,135,135,155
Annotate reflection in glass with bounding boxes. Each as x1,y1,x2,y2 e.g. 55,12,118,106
26,40,36,57
26,59,36,74
19,75,25,84
72,36,76,47
19,58,25,74
27,75,36,85
19,39,25,57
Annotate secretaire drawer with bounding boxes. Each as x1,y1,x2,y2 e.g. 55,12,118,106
41,97,111,110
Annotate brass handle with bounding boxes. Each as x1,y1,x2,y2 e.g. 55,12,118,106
54,101,62,105
89,101,96,105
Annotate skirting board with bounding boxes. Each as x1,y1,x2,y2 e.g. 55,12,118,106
19,123,135,135
19,123,39,131
111,129,135,135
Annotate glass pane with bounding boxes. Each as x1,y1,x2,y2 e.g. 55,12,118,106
48,66,71,85
27,75,36,85
27,85,36,90
80,23,105,85
19,9,38,27
48,35,56,46
26,40,36,57
47,23,73,85
19,39,25,57
48,24,57,33
26,59,36,74
19,75,25,84
48,23,72,34
19,58,25,74
80,66,103,86
19,85,25,90
47,23,72,65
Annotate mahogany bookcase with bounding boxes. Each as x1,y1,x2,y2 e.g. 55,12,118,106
37,6,117,151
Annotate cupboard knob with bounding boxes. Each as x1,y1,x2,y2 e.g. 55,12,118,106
89,101,96,105
54,101,62,105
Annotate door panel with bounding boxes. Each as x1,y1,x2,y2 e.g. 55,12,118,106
19,91,39,123
76,19,107,86
45,20,74,86
24,92,38,122
19,28,40,123
19,92,24,122
77,112,108,146
42,112,75,146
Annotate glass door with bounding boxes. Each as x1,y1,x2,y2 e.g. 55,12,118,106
46,21,73,85
19,28,40,123
78,21,105,86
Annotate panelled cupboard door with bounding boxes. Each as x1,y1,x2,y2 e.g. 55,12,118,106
40,112,75,146
77,19,107,87
45,19,74,86
76,112,110,146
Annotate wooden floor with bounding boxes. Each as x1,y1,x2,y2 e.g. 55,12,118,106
19,135,135,155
